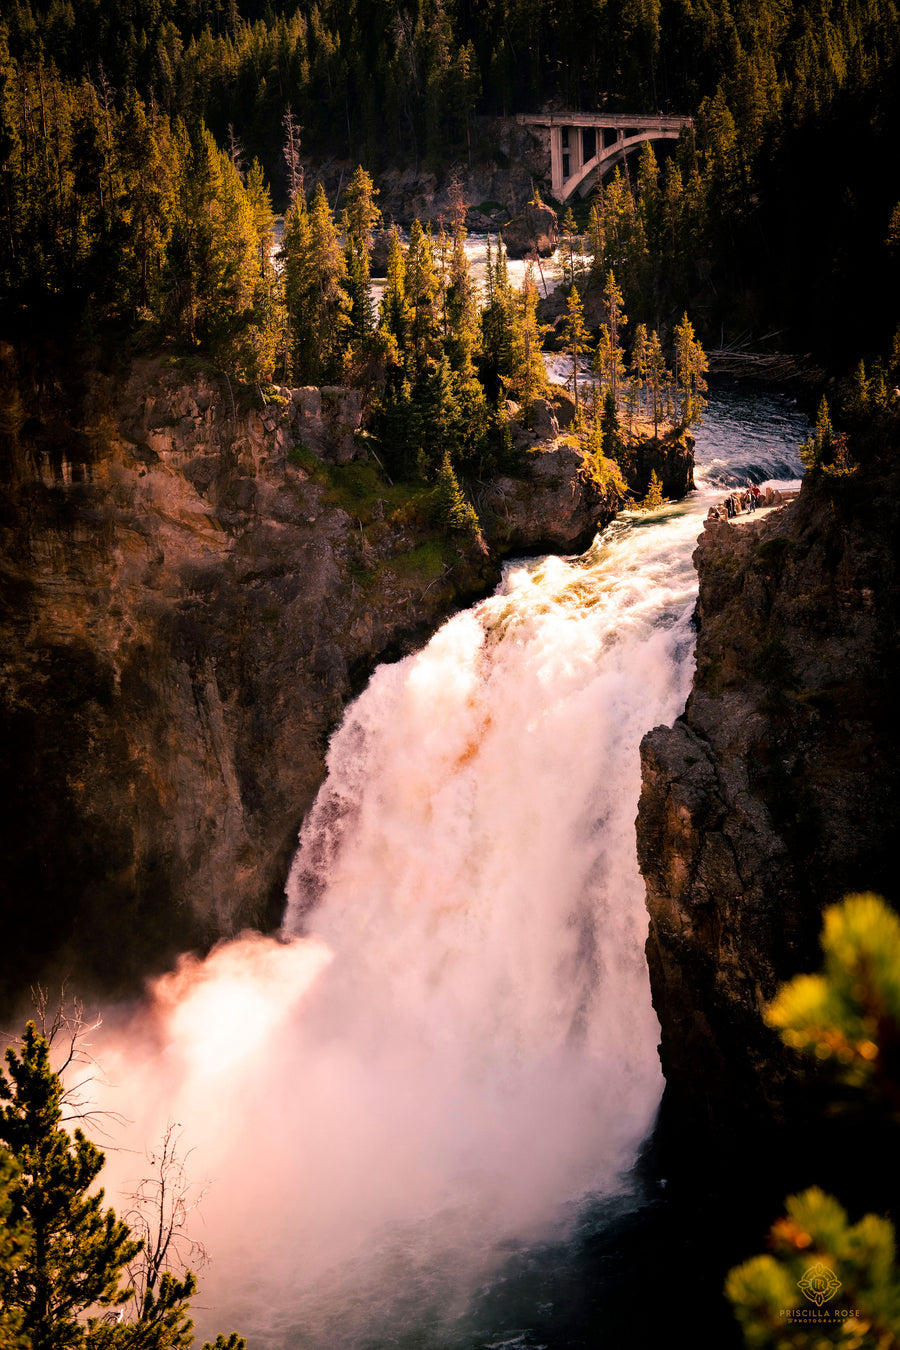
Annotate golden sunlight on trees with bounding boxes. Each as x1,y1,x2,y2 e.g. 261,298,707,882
727,896,900,1348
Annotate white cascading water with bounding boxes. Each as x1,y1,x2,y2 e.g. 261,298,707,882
92,386,806,1349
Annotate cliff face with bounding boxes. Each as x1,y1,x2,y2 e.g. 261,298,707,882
0,345,621,1004
636,433,900,1176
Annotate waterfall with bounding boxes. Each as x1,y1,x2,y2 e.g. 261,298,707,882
92,387,808,1348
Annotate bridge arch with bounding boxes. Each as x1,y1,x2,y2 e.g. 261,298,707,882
516,112,693,203
564,128,685,199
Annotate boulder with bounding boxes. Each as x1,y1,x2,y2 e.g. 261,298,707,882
503,201,559,258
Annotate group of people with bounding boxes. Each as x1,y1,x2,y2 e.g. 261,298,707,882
709,480,764,522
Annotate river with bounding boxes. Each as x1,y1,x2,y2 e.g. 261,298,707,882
95,383,807,1349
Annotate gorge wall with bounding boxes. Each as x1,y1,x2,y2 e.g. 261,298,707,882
0,341,650,1006
637,416,900,1198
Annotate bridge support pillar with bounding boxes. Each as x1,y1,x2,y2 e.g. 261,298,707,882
569,126,583,185
550,126,564,195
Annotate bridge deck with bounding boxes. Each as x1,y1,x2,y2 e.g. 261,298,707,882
517,112,690,131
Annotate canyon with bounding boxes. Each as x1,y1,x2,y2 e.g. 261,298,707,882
0,342,693,1006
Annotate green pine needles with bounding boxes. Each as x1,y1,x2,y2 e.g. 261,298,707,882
726,895,900,1348
0,1023,243,1350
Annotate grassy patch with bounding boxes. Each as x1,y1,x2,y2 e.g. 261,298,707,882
323,461,434,525
382,539,450,585
287,444,328,483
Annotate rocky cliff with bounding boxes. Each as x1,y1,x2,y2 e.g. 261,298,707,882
636,419,900,1190
0,343,627,1006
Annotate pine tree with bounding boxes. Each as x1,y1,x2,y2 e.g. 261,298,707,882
602,269,627,405
444,206,481,379
727,896,900,1345
378,225,411,360
479,234,516,399
508,262,550,417
847,359,870,421
435,449,482,541
601,388,622,462
630,322,649,423
115,92,174,316
405,219,441,379
342,164,381,342
641,469,667,510
0,1022,245,1350
415,355,461,475
560,206,578,286
281,105,303,204
799,397,835,471
0,1022,142,1348
283,183,351,385
673,312,708,429
0,1147,28,1348
562,284,592,415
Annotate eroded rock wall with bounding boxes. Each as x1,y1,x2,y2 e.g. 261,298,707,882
636,437,900,1176
0,347,619,1004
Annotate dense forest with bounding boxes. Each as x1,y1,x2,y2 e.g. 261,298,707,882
1,0,899,453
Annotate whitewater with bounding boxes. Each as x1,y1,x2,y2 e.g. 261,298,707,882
91,383,807,1349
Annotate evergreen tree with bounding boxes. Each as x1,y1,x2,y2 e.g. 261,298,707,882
0,1021,142,1348
599,269,628,408
507,262,550,417
560,206,578,286
847,359,871,421
727,896,900,1346
799,397,836,471
0,1147,28,1348
630,322,649,422
672,312,708,429
444,228,480,377
601,388,622,461
641,469,667,510
405,219,441,379
115,92,174,315
283,183,351,385
562,284,592,416
0,1023,244,1350
342,164,381,342
378,224,412,361
435,448,482,541
479,234,516,399
727,1186,900,1349
415,355,461,475
376,376,421,479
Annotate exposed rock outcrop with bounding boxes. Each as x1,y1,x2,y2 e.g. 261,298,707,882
631,429,695,501
637,434,900,1183
0,345,622,1005
502,200,559,259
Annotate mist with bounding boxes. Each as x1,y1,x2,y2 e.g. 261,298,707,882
89,523,701,1347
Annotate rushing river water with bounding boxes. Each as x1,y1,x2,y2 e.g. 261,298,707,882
95,384,808,1350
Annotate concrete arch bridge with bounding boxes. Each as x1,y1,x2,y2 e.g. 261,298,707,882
516,112,693,203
